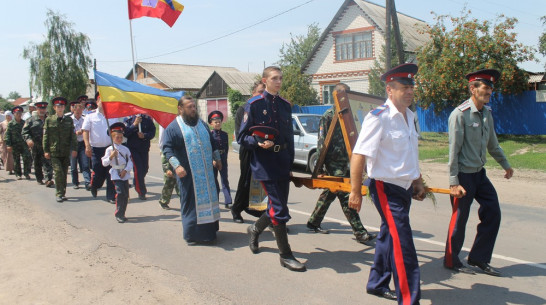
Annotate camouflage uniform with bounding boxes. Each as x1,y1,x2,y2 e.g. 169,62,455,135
22,114,53,183
308,106,370,238
43,115,77,198
4,119,31,178
158,152,180,208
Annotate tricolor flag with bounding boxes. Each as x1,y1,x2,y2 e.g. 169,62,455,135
128,0,184,27
95,70,184,128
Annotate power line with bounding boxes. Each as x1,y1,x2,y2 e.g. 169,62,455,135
101,0,317,63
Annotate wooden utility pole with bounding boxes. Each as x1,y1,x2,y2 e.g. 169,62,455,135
385,0,392,70
389,0,405,65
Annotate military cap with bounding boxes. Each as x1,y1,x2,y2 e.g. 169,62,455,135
11,106,23,113
465,69,500,88
208,110,224,123
381,63,418,85
107,122,126,135
69,100,82,106
35,101,49,108
85,100,98,110
28,101,36,107
249,125,279,143
51,97,68,106
77,95,88,101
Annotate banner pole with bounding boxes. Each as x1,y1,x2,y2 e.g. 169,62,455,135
129,19,137,81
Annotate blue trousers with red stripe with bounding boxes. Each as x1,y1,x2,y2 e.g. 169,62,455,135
260,179,291,225
367,179,420,305
130,148,149,196
444,169,501,268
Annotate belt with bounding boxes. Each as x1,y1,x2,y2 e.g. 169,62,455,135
266,143,288,152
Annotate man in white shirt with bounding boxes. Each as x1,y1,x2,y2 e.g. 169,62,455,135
70,100,91,190
349,63,425,305
82,92,118,203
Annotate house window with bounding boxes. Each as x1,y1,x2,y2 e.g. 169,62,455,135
335,31,372,61
322,84,336,105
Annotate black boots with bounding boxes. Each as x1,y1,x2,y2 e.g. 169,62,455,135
272,223,306,272
247,213,271,253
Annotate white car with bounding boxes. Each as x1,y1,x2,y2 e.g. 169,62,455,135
232,113,321,173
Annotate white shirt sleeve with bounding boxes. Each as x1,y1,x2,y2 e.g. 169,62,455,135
101,146,112,167
353,113,382,158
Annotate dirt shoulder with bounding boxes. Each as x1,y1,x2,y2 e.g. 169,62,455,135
0,178,222,305
419,161,546,208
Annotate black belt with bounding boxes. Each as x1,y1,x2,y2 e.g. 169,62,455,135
266,143,288,152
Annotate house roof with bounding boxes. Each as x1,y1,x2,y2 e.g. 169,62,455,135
197,70,259,98
302,0,430,71
12,97,31,106
127,62,240,90
528,73,545,83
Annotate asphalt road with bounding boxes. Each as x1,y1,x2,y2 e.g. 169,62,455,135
10,146,546,305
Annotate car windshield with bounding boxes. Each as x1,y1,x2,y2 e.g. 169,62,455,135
298,116,320,133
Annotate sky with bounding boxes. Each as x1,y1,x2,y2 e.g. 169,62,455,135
0,0,544,98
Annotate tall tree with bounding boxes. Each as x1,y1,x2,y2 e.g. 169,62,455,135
22,9,92,102
415,10,535,112
539,16,546,69
276,23,320,106
368,33,409,97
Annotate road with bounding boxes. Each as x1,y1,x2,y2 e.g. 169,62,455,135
1,145,545,305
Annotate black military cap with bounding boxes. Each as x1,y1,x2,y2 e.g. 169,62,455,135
249,125,279,142
208,110,224,123
77,95,88,101
107,122,126,135
11,106,23,113
35,101,49,109
381,63,418,85
85,100,98,110
69,100,81,106
465,69,500,88
51,97,67,106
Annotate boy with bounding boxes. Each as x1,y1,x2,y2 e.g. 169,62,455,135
208,110,232,208
102,122,133,223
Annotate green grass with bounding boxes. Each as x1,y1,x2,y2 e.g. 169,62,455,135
418,132,546,172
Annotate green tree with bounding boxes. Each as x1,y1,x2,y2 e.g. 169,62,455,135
7,91,21,100
22,9,92,102
415,10,535,112
538,16,546,69
368,33,409,97
276,23,320,106
228,87,244,117
0,95,11,111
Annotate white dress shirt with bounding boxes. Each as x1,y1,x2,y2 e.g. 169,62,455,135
71,114,85,142
101,143,133,181
353,99,420,189
82,111,119,148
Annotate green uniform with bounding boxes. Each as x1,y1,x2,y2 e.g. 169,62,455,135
448,100,511,185
308,106,369,237
22,114,53,182
4,119,31,178
43,115,77,197
159,152,180,207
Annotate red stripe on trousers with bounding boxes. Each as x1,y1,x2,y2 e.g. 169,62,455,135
376,181,411,305
131,155,142,195
260,181,278,226
445,197,459,268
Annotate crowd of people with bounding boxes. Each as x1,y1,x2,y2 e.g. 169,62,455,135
0,64,515,305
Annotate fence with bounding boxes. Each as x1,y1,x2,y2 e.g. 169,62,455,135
295,91,546,135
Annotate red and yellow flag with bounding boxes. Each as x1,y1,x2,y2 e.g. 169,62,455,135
128,0,184,27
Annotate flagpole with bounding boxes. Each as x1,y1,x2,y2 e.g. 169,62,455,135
129,19,137,81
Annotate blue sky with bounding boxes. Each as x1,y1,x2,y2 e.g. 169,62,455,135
1,0,544,98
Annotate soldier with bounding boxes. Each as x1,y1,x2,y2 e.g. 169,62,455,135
5,106,32,180
238,66,305,272
307,83,377,244
444,69,514,277
124,113,156,200
43,97,78,202
22,101,54,186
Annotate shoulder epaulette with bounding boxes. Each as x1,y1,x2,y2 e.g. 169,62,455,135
370,104,388,116
277,96,292,106
248,94,264,104
457,100,471,111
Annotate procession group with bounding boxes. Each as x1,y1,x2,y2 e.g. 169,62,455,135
0,63,514,305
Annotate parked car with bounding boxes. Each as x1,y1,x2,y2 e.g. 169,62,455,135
231,113,321,173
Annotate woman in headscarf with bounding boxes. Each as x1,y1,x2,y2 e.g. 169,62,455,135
0,111,15,174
